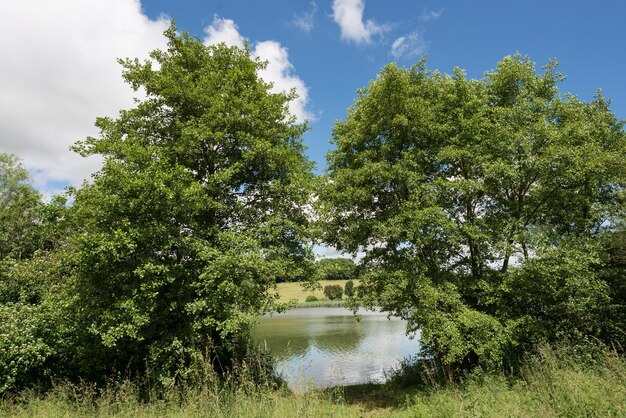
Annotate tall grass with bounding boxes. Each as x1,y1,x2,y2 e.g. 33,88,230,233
0,381,364,418
1,346,624,417
385,346,626,417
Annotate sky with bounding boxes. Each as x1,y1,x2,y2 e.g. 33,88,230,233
1,0,625,200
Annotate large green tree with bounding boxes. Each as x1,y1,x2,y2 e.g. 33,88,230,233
319,55,626,375
69,25,313,381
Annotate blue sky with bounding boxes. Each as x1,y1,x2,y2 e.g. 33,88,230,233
144,0,626,172
1,0,625,190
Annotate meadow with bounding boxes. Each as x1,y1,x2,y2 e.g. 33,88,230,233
275,280,359,304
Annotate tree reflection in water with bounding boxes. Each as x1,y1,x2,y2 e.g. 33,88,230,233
252,307,419,390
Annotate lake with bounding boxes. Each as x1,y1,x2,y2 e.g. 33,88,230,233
251,307,419,391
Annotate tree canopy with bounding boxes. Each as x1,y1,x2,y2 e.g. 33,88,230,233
315,257,357,281
68,25,314,380
319,54,626,373
0,153,43,261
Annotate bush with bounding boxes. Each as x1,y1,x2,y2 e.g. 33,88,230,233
305,295,318,302
323,285,343,300
0,303,52,395
344,280,354,297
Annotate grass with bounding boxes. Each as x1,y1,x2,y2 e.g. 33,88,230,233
2,347,625,417
275,280,359,305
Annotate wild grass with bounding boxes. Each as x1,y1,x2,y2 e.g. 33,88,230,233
0,377,366,418
340,345,626,417
2,346,624,417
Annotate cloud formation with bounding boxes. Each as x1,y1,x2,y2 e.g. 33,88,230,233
0,0,169,193
391,31,427,60
419,8,444,22
331,0,386,44
203,15,245,47
203,16,312,123
0,4,312,195
292,1,318,33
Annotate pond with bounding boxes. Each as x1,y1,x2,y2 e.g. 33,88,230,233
251,307,419,391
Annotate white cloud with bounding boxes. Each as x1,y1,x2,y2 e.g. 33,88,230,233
391,31,427,60
331,0,386,44
203,16,312,123
292,1,318,33
203,16,245,48
312,244,363,261
0,0,169,193
419,8,444,22
254,41,311,123
0,4,312,195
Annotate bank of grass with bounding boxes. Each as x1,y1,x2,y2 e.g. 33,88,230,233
337,347,626,417
275,280,359,305
2,347,624,417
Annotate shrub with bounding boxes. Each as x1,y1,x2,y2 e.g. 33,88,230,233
344,280,354,297
305,295,318,302
323,285,343,300
0,303,52,395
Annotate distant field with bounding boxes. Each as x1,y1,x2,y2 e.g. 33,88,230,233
275,280,359,303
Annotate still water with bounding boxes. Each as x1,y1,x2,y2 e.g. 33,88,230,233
251,307,419,391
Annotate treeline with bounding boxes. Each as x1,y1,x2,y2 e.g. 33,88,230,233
1,22,625,396
280,257,357,283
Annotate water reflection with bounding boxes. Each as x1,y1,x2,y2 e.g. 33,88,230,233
252,307,419,391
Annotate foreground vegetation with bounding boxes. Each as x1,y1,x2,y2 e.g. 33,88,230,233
2,347,624,417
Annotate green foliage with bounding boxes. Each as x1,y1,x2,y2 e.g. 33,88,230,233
0,153,43,261
344,279,354,297
0,250,80,395
67,24,313,381
323,284,343,300
597,229,626,346
0,254,57,305
0,156,76,394
305,295,318,302
501,240,611,347
0,303,51,395
315,257,356,281
319,54,626,374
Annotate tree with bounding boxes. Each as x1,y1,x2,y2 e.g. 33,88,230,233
0,154,76,394
323,284,343,300
344,279,355,297
319,55,626,375
315,257,356,281
69,24,313,381
0,153,43,261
